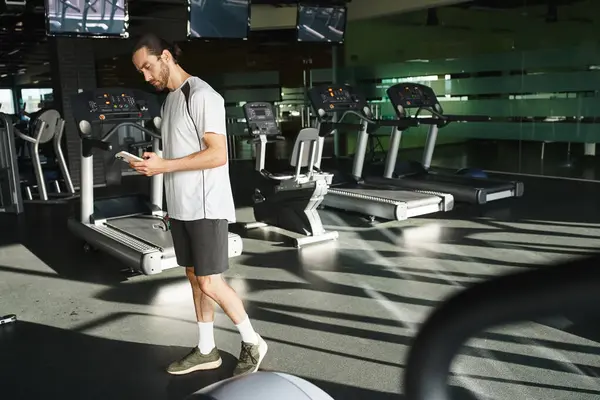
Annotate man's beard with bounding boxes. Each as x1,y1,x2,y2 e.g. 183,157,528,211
151,62,170,91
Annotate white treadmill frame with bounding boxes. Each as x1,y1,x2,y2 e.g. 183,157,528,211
316,108,454,221
69,117,243,276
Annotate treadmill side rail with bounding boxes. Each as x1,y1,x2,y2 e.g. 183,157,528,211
413,190,454,212
323,189,408,221
68,219,243,275
228,233,243,258
68,219,162,273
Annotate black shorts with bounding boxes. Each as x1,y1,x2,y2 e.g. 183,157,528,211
170,218,229,276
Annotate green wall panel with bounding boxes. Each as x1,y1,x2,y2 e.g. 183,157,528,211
343,121,600,150
342,2,600,67
378,98,600,119
223,88,281,103
222,71,280,86
437,98,600,118
347,71,600,99
343,125,467,155
425,122,600,143
225,106,245,119
315,44,600,83
426,71,600,96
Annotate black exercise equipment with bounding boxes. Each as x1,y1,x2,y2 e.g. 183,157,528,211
242,101,338,247
404,254,600,400
379,82,524,204
309,84,455,222
14,109,76,202
0,113,24,214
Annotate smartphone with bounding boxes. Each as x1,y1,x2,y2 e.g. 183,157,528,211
0,314,17,325
115,151,144,164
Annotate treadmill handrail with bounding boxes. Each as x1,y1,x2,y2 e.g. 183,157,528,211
259,169,296,181
338,110,420,130
317,121,364,137
86,138,113,152
248,135,286,144
414,107,491,124
404,255,600,400
101,122,161,143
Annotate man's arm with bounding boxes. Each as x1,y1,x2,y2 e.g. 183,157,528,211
165,89,228,173
165,133,227,172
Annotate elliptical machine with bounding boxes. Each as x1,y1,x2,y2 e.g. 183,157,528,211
242,101,338,248
14,109,76,202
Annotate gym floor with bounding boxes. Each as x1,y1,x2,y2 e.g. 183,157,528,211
1,147,600,399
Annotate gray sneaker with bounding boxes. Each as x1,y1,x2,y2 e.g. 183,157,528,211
233,333,268,377
167,347,222,375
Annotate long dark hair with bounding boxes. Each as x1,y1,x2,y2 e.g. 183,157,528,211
132,33,182,63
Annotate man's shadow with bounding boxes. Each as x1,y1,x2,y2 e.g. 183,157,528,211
0,320,237,400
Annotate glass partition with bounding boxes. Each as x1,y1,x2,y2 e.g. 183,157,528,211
333,0,600,181
0,89,15,115
21,88,53,114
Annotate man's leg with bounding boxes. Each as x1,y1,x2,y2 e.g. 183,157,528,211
185,267,217,354
191,219,268,376
165,220,222,375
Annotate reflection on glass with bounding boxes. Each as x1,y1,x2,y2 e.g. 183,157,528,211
21,88,53,114
45,0,128,37
0,89,15,115
297,5,346,43
188,0,250,39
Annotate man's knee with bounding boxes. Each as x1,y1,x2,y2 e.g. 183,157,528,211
196,274,223,297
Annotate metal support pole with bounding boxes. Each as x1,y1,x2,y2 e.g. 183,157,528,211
332,45,340,157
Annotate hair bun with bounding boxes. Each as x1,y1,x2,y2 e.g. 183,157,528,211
173,44,183,59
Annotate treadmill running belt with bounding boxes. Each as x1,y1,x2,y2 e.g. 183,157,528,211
421,173,516,191
105,217,176,255
331,187,443,209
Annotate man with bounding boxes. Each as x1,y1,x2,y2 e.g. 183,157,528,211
130,33,268,377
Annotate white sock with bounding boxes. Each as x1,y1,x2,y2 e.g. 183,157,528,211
235,316,258,344
197,321,216,354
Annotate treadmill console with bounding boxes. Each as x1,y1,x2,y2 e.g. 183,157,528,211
386,83,441,116
243,102,279,136
71,88,161,137
308,84,368,117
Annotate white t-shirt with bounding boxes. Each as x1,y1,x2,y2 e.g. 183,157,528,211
160,76,236,223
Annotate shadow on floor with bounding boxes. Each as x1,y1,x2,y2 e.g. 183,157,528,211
0,320,237,400
0,319,489,400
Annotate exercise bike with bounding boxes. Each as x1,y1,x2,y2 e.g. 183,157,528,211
242,101,338,248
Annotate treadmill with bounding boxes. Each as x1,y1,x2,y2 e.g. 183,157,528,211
67,88,243,275
373,82,524,204
308,84,454,221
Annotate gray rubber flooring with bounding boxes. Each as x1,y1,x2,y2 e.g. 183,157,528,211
1,172,600,399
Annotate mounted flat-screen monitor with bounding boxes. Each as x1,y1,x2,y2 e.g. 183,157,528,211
44,0,129,38
187,0,251,40
296,4,347,43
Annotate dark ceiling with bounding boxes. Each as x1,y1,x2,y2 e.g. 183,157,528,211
0,0,353,85
0,0,190,83
0,0,590,86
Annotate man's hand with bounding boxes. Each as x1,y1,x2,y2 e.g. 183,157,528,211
130,152,169,176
